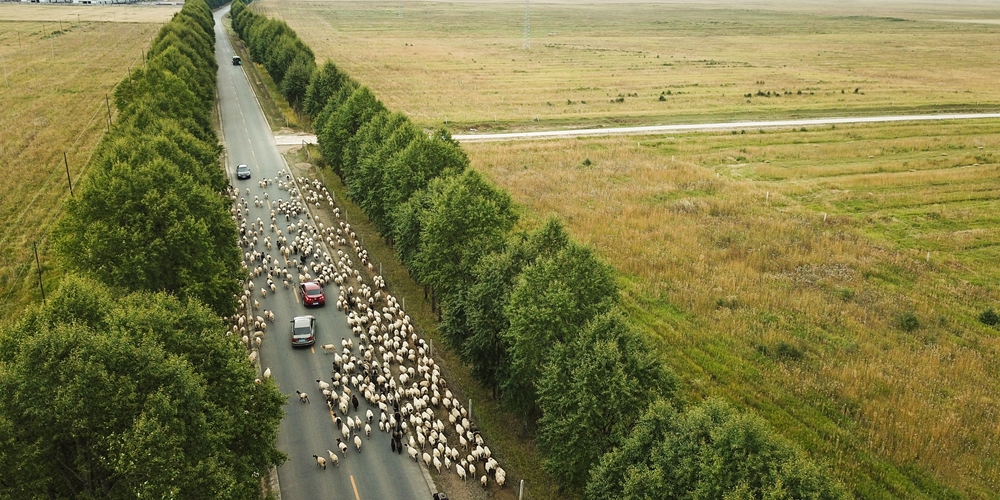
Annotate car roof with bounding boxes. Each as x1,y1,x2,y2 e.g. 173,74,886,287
293,316,314,327
237,164,250,170
301,281,321,289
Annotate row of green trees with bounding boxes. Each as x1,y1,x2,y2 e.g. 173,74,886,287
0,2,286,498
231,4,845,498
230,0,315,111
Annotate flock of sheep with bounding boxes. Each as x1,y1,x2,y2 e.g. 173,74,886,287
224,168,507,493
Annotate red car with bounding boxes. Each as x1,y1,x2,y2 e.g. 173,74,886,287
299,281,325,307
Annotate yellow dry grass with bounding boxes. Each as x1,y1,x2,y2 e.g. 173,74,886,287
0,19,163,320
0,3,180,24
467,120,1000,498
255,0,1000,496
257,0,1000,132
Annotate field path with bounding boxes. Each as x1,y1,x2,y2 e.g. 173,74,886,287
275,112,1000,145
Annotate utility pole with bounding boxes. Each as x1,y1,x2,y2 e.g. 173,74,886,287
33,242,45,305
523,0,530,49
105,94,112,127
64,152,73,196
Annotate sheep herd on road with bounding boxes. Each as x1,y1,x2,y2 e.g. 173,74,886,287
224,168,507,492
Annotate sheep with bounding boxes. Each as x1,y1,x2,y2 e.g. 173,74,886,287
312,454,327,470
296,390,310,403
423,452,432,468
248,351,258,364
337,438,348,455
495,467,506,489
456,464,467,481
263,367,271,379
407,445,418,462
433,456,442,474
341,423,351,440
317,379,330,391
365,423,371,439
321,344,337,354
354,435,363,453
481,475,488,488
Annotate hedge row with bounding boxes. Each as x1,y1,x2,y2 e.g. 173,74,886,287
231,3,846,498
230,0,315,111
0,2,286,497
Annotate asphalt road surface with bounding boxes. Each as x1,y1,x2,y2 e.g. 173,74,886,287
214,6,434,500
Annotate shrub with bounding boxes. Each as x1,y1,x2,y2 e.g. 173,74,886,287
980,307,999,327
897,311,920,332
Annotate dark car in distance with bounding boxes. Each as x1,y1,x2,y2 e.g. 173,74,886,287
290,315,316,347
299,281,325,307
236,164,251,179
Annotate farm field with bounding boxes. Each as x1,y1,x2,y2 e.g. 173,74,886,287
256,0,1000,132
0,3,180,24
466,120,1000,498
0,15,166,318
255,0,1000,497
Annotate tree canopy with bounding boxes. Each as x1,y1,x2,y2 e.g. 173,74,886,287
585,398,847,500
0,276,285,499
537,310,677,492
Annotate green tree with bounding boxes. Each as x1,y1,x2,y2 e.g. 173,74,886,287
99,115,225,192
303,60,353,120
391,188,432,274
536,310,676,493
319,85,386,175
356,120,420,233
414,170,517,301
341,110,410,203
313,79,358,139
53,155,241,316
585,398,679,500
378,128,469,226
502,241,618,420
280,55,315,110
440,219,571,395
586,399,847,500
115,66,215,144
0,277,285,499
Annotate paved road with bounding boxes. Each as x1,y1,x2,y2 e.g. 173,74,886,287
274,112,1000,145
214,6,433,500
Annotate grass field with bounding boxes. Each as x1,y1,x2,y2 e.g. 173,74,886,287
257,0,1000,132
0,15,166,320
255,0,1000,497
465,121,1000,498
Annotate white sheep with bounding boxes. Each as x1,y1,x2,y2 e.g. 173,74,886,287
312,454,327,470
296,390,310,403
354,435,362,453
